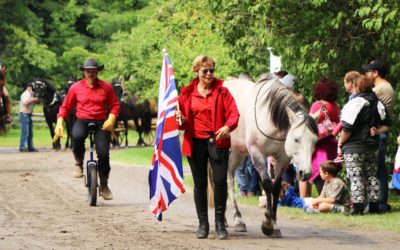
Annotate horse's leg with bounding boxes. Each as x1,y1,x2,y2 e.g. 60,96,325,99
124,119,129,147
228,151,246,232
46,116,59,150
135,118,144,146
271,157,290,225
249,148,275,236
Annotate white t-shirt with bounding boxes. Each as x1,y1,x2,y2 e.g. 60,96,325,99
19,90,35,114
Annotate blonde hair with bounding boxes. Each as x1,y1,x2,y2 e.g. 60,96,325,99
344,71,360,87
191,55,216,73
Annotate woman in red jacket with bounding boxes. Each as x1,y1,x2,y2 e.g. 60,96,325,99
175,55,239,239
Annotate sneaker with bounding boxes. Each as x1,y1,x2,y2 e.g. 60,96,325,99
28,148,38,152
99,185,113,200
19,148,27,152
304,205,320,214
72,165,83,178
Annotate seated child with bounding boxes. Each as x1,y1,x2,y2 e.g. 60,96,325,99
305,160,350,213
259,160,350,214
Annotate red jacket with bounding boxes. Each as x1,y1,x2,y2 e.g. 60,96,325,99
178,78,239,157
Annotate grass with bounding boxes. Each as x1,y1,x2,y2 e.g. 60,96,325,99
2,126,400,232
0,126,54,147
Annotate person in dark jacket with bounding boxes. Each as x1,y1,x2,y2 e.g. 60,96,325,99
337,75,391,215
175,55,239,239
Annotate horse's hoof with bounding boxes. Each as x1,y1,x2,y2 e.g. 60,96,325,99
261,223,274,236
234,223,247,232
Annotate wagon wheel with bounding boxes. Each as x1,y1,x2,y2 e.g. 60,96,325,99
113,121,126,147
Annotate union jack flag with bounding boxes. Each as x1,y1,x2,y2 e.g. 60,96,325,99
149,50,185,221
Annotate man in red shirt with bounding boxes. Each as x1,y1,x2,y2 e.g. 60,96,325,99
53,58,120,200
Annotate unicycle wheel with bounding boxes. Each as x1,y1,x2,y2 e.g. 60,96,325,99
87,162,98,206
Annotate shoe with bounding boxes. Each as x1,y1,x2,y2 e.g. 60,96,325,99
247,192,256,197
303,205,320,214
196,222,209,239
215,222,228,239
19,148,27,152
72,165,83,178
28,148,38,152
239,190,248,197
99,185,113,200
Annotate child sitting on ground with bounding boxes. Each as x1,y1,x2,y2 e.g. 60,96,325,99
304,160,350,213
259,160,350,214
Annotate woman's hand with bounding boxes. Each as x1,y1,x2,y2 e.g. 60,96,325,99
215,125,230,141
397,135,400,145
370,127,377,136
175,110,185,125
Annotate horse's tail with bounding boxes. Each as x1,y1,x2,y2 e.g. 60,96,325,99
207,161,215,208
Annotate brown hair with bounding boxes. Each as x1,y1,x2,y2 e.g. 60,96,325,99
293,91,310,112
320,160,342,177
344,71,360,87
355,75,374,92
191,55,216,73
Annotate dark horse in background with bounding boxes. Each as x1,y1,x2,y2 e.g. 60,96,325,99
32,79,72,149
111,79,154,146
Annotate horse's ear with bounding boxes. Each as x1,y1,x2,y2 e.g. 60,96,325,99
285,107,298,124
310,110,321,121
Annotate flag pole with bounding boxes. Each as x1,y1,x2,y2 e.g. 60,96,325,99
163,48,182,126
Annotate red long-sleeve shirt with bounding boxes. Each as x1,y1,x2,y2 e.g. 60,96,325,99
58,78,120,120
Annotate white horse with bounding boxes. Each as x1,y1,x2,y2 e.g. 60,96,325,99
223,77,318,236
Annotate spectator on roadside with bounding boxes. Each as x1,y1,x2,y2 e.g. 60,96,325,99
303,79,340,198
19,82,39,152
304,160,350,213
344,71,360,100
338,75,391,214
362,59,395,213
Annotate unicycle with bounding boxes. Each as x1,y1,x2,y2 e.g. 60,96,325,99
85,122,98,206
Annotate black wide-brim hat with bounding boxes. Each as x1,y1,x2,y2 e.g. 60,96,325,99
78,57,104,71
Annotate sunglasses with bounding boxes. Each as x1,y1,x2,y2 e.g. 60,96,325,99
200,68,215,74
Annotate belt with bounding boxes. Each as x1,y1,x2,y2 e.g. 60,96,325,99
20,112,32,116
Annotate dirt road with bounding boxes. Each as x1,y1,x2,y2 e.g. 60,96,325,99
0,149,397,249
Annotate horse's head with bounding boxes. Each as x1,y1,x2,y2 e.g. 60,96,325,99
32,80,47,99
285,109,318,181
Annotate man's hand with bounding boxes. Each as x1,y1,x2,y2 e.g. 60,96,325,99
102,114,116,131
53,117,64,142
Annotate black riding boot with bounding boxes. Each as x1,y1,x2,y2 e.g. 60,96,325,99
194,188,209,238
351,203,365,215
368,202,380,214
214,185,228,239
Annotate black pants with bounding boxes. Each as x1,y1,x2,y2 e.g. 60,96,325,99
72,119,111,176
187,138,229,222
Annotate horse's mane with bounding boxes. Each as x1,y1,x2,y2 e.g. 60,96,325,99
261,79,318,135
